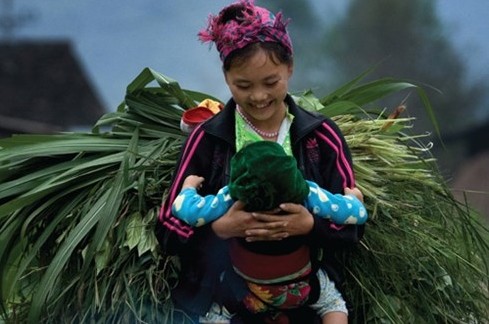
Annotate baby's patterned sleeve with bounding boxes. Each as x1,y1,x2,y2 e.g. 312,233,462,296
172,186,234,227
304,180,368,225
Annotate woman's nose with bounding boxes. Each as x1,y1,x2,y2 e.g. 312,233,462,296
250,89,267,102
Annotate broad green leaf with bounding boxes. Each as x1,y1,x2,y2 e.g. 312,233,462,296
79,131,139,276
124,212,142,251
28,190,111,322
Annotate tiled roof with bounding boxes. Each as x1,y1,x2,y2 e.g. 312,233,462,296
0,40,106,134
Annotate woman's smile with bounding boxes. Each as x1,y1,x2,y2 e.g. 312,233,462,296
252,101,272,109
247,100,274,114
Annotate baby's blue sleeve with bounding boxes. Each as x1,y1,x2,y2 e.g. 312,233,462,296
172,186,234,227
304,180,368,225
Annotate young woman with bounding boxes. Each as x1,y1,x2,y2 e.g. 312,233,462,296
155,1,365,323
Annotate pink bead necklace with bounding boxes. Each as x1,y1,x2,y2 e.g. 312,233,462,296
236,106,279,138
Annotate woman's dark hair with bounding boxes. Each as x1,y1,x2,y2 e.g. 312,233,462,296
223,42,293,71
219,3,249,24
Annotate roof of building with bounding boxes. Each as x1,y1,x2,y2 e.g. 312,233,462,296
0,40,106,135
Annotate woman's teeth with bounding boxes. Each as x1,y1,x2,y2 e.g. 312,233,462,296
255,102,270,109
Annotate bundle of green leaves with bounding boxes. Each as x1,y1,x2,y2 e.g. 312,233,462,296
0,68,487,323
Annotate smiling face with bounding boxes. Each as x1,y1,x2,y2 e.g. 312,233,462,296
224,47,293,131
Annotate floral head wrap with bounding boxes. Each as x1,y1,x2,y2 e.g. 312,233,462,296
198,0,293,62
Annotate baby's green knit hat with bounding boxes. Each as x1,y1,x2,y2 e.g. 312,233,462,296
229,141,309,212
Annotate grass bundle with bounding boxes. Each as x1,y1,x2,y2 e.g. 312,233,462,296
337,115,488,322
0,68,487,323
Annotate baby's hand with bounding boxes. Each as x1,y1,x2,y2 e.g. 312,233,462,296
344,187,364,203
182,175,205,190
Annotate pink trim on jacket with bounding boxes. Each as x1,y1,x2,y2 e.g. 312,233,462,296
159,125,206,238
316,122,355,188
315,122,355,231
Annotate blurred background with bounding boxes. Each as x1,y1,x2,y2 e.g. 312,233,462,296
1,0,488,220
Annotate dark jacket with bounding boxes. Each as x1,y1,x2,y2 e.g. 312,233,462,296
155,95,364,320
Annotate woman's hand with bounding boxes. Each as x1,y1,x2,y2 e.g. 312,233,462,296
211,201,257,240
248,203,314,242
212,201,314,242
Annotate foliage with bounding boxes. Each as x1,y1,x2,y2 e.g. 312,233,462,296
325,0,487,133
0,68,488,323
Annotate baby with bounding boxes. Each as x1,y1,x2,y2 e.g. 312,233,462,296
172,141,367,322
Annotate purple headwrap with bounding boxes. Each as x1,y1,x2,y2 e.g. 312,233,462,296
198,0,293,62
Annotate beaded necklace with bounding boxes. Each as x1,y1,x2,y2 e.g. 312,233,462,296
235,106,294,156
236,105,279,138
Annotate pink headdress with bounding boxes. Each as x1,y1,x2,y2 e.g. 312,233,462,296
198,0,293,61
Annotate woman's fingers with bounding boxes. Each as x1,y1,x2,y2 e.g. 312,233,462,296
211,201,250,239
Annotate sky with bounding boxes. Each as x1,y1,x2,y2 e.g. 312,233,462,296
4,0,489,113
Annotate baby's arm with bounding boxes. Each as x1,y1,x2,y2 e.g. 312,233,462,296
172,176,234,227
304,180,368,225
